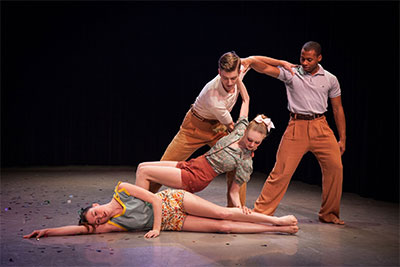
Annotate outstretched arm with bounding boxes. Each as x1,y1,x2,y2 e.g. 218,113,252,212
24,221,123,239
118,182,162,238
241,56,296,78
24,225,90,239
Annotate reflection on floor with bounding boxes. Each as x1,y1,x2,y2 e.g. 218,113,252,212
1,166,399,266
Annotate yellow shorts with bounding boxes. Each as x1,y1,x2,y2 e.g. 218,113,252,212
156,189,187,231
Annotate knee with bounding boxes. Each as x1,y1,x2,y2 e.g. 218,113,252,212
217,220,233,233
215,209,234,220
268,171,292,185
216,208,237,220
136,163,148,179
325,160,343,173
335,162,343,172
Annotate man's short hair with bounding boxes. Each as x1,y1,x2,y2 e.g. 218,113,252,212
218,51,241,72
302,41,322,56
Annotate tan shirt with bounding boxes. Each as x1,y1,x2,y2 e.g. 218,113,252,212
192,75,239,125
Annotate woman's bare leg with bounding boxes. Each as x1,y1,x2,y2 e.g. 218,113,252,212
183,192,297,226
138,161,179,168
182,215,298,234
135,161,183,190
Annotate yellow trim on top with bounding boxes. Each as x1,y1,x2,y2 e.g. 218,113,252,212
108,181,142,230
112,181,127,219
118,187,131,196
107,220,128,231
114,181,131,196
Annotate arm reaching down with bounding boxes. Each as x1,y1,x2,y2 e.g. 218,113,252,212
228,181,251,215
118,182,163,238
237,78,250,119
330,96,346,155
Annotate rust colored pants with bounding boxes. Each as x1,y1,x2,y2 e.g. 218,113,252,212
149,109,247,206
254,116,343,222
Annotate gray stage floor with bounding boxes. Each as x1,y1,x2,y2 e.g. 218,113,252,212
1,166,399,266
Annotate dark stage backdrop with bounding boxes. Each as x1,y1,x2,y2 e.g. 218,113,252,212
2,1,399,202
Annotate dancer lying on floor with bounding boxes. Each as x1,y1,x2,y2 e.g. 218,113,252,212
135,75,275,211
24,182,298,239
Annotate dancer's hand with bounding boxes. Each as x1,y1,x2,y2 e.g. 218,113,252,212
24,229,48,239
280,60,297,75
144,229,160,238
338,140,346,155
212,124,228,134
241,206,252,215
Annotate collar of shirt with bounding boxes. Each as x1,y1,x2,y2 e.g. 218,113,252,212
298,64,325,76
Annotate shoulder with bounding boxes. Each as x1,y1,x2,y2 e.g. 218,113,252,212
231,116,249,135
277,66,297,82
116,182,132,196
320,66,339,82
235,116,249,128
201,76,222,98
204,75,220,90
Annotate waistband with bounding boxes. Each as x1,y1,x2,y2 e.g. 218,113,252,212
290,112,325,120
190,105,219,125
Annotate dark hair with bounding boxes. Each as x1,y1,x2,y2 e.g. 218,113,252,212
218,51,241,73
302,41,322,56
78,206,95,232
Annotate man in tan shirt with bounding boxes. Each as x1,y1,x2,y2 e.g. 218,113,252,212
148,51,245,206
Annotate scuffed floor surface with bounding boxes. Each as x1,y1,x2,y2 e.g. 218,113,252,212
1,166,399,266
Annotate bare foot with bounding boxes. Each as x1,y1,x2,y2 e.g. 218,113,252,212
276,215,298,226
278,225,299,234
319,217,345,225
332,218,345,225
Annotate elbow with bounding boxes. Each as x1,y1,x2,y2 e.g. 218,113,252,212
152,195,162,207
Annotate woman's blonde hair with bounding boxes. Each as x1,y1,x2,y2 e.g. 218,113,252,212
247,114,271,137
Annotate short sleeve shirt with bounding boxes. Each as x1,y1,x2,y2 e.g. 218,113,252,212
278,65,341,115
193,75,240,125
205,117,253,185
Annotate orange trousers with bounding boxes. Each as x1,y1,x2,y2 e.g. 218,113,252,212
254,116,343,222
149,109,247,206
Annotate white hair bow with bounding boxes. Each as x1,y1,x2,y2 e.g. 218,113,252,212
254,115,275,132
